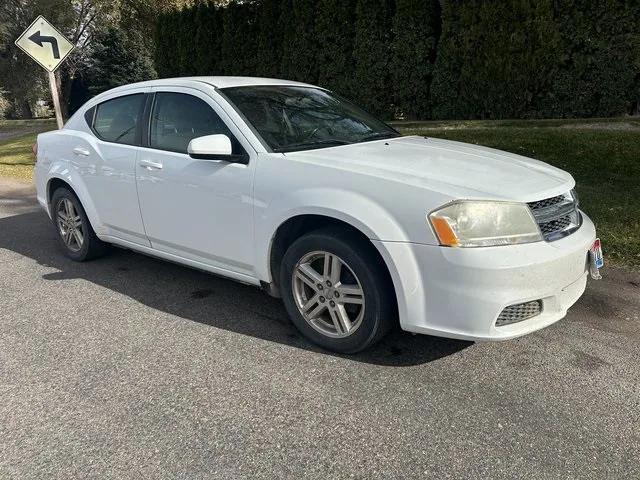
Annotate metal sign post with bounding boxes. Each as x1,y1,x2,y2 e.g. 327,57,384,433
14,15,75,129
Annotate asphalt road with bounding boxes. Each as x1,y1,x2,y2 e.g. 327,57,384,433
1,178,639,479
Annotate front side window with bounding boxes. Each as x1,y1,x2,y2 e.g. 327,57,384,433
220,86,400,153
150,92,240,154
93,94,145,145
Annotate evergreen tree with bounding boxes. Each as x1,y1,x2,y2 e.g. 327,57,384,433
153,13,168,77
255,0,284,78
192,4,223,75
390,0,440,119
542,0,640,117
175,6,198,75
353,0,394,117
192,4,211,75
220,1,259,75
88,26,157,95
430,0,561,119
153,0,640,119
280,0,318,83
220,2,242,75
315,0,357,98
154,11,180,77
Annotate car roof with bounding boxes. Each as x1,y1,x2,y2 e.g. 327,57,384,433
198,76,315,89
92,76,317,101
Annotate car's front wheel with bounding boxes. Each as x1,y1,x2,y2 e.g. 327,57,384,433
280,228,395,353
51,187,109,261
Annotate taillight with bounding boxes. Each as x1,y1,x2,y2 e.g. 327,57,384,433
32,142,37,163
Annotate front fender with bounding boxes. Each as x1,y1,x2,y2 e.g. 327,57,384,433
254,186,410,282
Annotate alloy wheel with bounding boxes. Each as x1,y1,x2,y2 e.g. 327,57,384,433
56,198,84,252
292,250,365,338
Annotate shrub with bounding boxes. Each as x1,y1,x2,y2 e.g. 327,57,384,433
280,0,319,84
315,0,357,98
540,0,640,117
389,0,441,119
155,0,639,120
255,0,285,78
431,0,561,119
192,3,224,76
353,0,395,117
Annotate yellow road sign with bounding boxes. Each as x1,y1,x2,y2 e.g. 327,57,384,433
15,15,74,72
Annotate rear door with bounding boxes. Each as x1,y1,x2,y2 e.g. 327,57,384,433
135,87,257,278
80,89,150,245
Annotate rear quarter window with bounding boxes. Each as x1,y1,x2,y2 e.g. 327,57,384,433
90,94,145,146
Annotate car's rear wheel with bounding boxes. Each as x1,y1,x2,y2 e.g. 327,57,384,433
280,228,395,353
51,187,109,261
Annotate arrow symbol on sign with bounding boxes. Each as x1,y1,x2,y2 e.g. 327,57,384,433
28,31,60,59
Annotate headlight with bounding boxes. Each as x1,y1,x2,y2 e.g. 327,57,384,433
429,201,543,247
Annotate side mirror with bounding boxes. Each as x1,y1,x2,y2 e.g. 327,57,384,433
187,134,249,164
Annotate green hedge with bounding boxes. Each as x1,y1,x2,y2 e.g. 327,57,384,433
155,0,639,120
431,0,640,119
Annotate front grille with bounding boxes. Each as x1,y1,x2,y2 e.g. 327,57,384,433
539,215,572,236
496,300,542,327
527,191,581,241
527,194,565,211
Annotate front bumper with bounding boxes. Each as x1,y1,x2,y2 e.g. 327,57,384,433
373,212,596,341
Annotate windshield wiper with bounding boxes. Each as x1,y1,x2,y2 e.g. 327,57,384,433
274,139,351,153
358,132,401,142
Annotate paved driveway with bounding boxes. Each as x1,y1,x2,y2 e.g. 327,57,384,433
1,178,639,479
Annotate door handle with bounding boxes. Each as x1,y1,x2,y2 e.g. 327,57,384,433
72,147,90,157
139,159,163,170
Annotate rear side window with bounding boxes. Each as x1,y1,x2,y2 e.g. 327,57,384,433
92,94,145,145
149,92,242,154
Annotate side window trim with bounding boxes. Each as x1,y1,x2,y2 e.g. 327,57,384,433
84,106,96,129
87,92,148,147
144,89,248,159
141,92,155,148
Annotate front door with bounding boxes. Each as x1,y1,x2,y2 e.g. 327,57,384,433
135,88,256,278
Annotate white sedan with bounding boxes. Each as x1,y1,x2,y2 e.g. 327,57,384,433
34,77,602,353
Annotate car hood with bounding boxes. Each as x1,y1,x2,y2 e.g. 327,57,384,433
283,136,574,201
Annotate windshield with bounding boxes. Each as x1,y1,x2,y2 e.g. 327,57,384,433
220,86,400,153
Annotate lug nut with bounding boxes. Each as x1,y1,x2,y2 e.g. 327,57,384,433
329,300,336,307
326,280,332,287
334,291,340,298
317,284,323,290
319,296,325,303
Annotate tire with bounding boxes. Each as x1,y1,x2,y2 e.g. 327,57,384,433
50,187,109,261
280,227,396,353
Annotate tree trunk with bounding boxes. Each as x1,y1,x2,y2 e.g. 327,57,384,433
10,98,33,119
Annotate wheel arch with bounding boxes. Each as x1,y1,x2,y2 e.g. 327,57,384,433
47,177,74,207
45,174,102,234
266,214,398,313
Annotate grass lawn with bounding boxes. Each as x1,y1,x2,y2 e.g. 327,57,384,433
0,118,57,129
1,117,638,267
0,134,41,180
0,119,57,180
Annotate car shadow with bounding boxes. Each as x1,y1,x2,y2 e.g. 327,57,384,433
0,210,471,366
